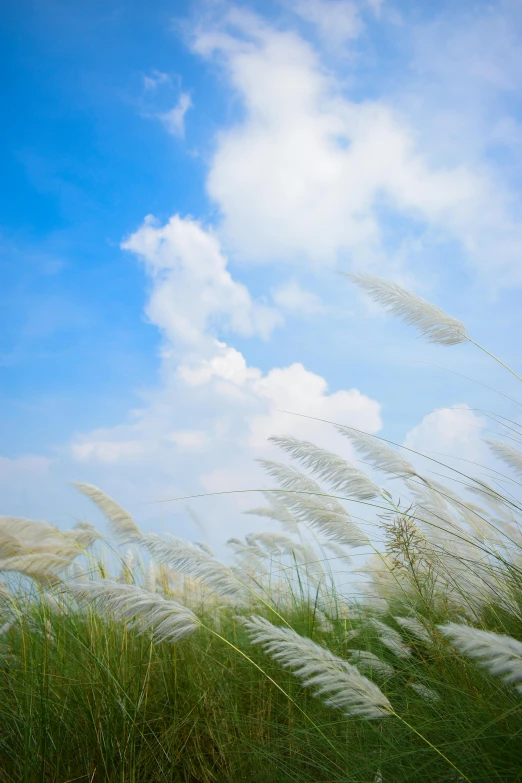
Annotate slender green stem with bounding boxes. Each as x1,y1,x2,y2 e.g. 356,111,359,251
468,337,522,383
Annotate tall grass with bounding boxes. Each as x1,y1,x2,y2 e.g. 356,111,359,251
1,275,522,782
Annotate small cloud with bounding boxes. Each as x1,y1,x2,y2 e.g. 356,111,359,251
143,70,172,91
159,92,192,137
0,454,52,478
167,429,210,450
404,404,486,465
365,0,384,17
290,0,364,48
272,279,325,314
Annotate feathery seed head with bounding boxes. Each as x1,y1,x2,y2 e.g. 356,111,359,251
243,615,393,719
143,533,247,601
347,272,469,345
408,682,440,702
72,483,142,543
348,650,395,677
336,427,417,479
486,440,522,477
368,618,412,658
67,580,200,643
269,435,382,500
438,623,522,693
394,616,433,645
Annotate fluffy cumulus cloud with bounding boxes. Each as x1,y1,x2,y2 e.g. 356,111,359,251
190,5,522,283
121,214,282,348
67,215,382,537
403,404,487,472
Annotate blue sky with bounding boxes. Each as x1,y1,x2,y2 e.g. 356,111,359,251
1,0,522,542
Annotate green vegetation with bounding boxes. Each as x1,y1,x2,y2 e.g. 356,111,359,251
1,275,521,782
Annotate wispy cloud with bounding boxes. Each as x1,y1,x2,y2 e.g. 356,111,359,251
272,279,325,314
143,70,172,90
158,92,192,137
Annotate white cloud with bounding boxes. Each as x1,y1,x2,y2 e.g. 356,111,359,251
365,0,384,16
190,7,522,283
403,404,487,468
71,438,151,464
272,279,324,313
0,454,51,479
159,92,192,137
290,0,364,48
143,70,172,90
121,214,282,348
248,361,381,449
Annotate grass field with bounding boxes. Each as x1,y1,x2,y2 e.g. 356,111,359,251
1,274,521,783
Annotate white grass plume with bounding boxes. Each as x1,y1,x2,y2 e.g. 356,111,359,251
426,480,500,542
227,537,266,565
336,427,417,479
244,494,300,536
439,623,522,693
486,440,522,477
119,548,136,583
67,521,100,550
245,531,308,561
269,490,369,547
261,459,369,547
323,542,352,565
348,650,395,677
394,616,433,645
243,615,393,719
0,516,98,560
72,483,142,542
67,580,200,643
0,516,58,544
312,609,333,634
259,460,323,493
143,533,246,600
369,619,412,658
405,480,465,542
347,273,468,345
0,553,74,585
408,682,440,703
270,436,382,500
